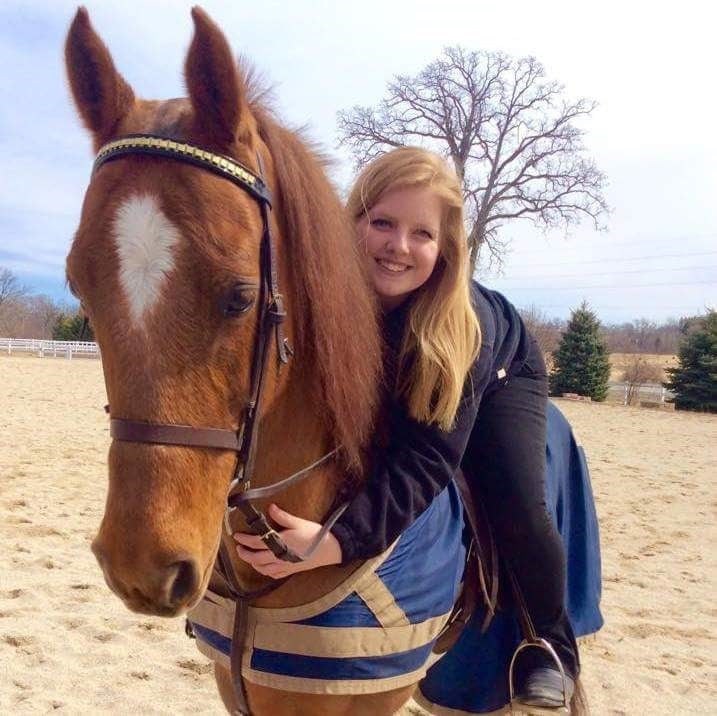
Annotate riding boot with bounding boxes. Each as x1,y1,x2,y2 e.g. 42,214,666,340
510,608,579,712
513,666,575,713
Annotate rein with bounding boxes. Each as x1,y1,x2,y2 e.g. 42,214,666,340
94,135,344,565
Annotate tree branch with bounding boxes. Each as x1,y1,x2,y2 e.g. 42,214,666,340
336,46,609,269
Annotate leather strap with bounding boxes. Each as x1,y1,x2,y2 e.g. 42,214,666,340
93,135,272,206
226,447,342,562
228,448,339,504
453,470,499,632
110,419,242,451
213,539,292,716
433,538,480,654
505,564,538,642
231,599,251,715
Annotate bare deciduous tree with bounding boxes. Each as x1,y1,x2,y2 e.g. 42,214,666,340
519,304,564,368
337,47,608,269
25,295,65,337
0,267,28,307
621,355,663,405
0,268,67,338
602,319,682,355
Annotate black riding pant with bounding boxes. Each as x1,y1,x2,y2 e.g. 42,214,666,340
463,338,579,677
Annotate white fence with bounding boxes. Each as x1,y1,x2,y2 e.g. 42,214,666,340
0,337,100,359
607,381,674,405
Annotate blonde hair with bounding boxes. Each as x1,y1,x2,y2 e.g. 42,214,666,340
347,147,481,430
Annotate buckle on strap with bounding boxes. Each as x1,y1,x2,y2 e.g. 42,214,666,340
259,527,280,545
242,512,304,563
267,296,286,324
267,296,292,365
260,529,302,564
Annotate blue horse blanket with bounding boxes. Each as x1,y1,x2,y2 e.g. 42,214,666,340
417,401,603,713
188,480,466,694
188,400,601,705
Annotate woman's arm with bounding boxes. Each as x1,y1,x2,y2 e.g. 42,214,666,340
330,385,484,561
234,354,491,578
329,283,502,562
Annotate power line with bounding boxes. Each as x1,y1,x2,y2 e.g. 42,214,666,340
495,265,717,281
502,233,717,255
485,250,717,271
532,305,706,311
497,279,716,290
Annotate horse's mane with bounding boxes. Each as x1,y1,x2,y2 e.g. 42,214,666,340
244,71,382,467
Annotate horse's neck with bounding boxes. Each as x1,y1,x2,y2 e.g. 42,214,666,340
253,373,340,523
253,374,368,606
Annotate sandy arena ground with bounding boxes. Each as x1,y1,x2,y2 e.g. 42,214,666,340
1,354,715,714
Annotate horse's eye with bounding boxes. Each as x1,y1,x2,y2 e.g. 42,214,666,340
222,283,256,318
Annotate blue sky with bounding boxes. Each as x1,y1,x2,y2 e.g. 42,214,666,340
1,0,715,322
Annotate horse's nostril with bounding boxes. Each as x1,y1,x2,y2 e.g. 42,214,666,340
168,559,200,606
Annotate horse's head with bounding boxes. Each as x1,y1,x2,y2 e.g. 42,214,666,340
64,7,380,616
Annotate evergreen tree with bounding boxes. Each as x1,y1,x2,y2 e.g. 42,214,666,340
664,310,717,412
550,301,610,401
52,312,94,341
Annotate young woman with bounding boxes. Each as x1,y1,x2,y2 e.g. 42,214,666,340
234,147,579,709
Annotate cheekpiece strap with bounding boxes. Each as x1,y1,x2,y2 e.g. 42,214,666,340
93,134,272,206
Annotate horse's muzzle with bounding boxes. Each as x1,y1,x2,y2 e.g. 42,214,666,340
91,538,201,616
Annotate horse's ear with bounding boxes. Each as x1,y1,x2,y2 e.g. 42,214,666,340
185,7,246,146
65,7,135,147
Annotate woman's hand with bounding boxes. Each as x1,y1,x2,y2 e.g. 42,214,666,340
233,503,343,579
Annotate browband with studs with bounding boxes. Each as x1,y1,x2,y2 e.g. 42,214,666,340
93,134,272,206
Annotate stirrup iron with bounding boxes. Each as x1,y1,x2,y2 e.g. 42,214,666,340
508,637,570,714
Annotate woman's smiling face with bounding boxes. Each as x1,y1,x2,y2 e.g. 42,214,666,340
358,185,442,310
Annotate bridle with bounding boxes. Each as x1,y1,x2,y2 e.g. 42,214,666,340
93,134,346,567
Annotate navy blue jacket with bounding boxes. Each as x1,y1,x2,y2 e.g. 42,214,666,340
331,281,532,562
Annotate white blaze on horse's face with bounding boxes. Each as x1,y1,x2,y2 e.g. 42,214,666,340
113,193,180,326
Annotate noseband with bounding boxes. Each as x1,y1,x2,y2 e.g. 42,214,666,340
93,135,344,565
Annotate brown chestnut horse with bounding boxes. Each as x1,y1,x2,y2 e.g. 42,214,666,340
63,6,438,715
